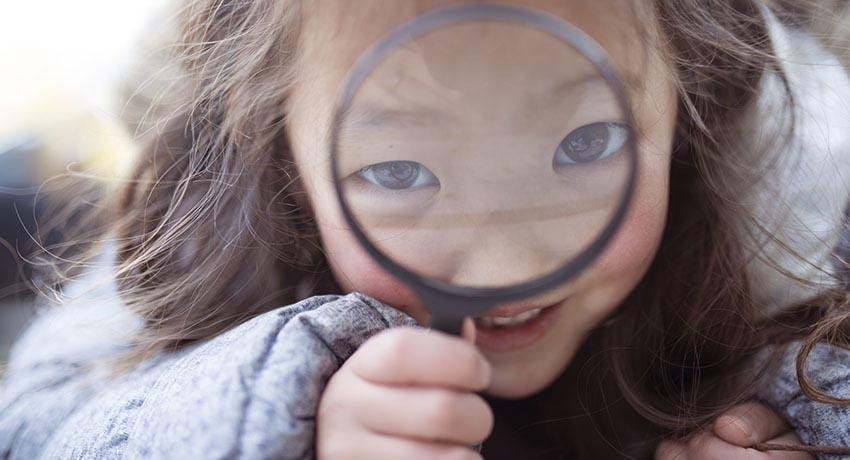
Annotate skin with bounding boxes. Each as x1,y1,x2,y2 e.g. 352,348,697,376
292,0,672,401
284,1,810,458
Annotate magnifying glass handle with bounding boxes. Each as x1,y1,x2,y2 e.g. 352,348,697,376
429,313,464,336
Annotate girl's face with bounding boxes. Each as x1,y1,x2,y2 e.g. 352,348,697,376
287,0,677,399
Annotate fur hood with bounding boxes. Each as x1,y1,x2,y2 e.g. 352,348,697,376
742,10,850,315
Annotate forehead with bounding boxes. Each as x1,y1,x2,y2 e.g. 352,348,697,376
296,0,653,91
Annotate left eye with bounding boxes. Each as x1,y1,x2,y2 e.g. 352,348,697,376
553,122,630,166
356,161,440,190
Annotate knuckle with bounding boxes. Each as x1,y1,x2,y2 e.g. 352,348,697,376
457,346,486,382
317,385,346,421
469,395,495,439
316,434,350,460
355,328,416,379
483,403,495,436
424,391,461,428
316,394,342,422
323,366,364,406
319,372,376,432
380,328,417,367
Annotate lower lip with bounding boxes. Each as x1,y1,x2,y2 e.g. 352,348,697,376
474,300,565,352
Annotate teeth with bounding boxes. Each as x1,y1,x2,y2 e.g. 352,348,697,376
474,308,542,328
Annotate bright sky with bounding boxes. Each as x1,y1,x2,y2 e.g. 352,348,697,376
0,0,170,174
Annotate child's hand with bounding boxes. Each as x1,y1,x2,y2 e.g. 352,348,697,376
655,401,813,459
316,325,493,460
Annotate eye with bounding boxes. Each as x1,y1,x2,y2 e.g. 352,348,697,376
356,161,440,190
553,122,630,166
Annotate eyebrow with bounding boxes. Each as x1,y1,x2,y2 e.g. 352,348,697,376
342,105,446,131
551,70,644,97
342,70,645,130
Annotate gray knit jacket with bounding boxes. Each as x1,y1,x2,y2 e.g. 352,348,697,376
1,282,850,459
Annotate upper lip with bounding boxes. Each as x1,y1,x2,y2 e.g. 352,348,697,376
477,297,568,318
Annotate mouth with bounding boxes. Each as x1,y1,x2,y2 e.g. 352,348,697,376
472,298,568,352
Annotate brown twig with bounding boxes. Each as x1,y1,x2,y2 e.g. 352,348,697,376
754,442,850,455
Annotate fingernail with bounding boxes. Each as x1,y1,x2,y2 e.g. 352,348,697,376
462,317,477,344
477,355,492,387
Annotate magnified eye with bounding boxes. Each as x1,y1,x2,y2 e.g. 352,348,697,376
554,122,630,166
356,161,440,190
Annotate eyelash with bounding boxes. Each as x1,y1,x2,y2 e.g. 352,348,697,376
553,122,630,166
357,161,439,191
350,168,439,204
350,121,630,192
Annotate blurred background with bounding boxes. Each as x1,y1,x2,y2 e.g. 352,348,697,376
0,0,171,373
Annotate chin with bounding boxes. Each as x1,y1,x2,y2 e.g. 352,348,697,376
486,381,546,400
485,367,561,399
483,348,575,399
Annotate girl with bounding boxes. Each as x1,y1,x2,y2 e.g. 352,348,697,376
2,0,850,459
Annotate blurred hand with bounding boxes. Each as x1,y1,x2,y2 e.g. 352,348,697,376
655,401,813,460
316,321,493,460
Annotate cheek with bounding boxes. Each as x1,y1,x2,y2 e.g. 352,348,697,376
593,80,676,278
596,189,667,276
288,102,430,325
557,165,668,331
319,215,430,324
589,142,670,291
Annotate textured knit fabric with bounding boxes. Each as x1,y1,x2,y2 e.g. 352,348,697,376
756,343,850,460
0,279,418,459
3,283,850,459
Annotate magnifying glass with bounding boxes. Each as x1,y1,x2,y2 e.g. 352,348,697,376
330,3,638,336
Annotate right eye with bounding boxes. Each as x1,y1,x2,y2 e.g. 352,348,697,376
356,161,439,190
553,122,629,166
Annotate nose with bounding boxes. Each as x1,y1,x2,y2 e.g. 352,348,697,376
445,223,559,288
436,163,586,288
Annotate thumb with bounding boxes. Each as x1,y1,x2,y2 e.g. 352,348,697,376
714,402,789,447
462,316,477,344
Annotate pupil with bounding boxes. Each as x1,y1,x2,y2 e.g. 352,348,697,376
390,162,414,180
376,161,419,189
565,123,609,162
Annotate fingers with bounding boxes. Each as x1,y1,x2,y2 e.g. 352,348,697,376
657,434,755,460
317,327,493,460
324,431,483,460
656,440,689,459
658,433,741,460
713,402,789,447
352,378,494,445
657,402,812,460
656,431,814,460
349,327,491,391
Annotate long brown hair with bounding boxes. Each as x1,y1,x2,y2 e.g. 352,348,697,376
43,0,850,457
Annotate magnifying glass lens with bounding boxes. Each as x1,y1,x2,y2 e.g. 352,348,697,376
336,17,633,290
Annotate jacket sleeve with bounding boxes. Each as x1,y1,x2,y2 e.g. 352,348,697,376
0,284,417,459
756,341,850,460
